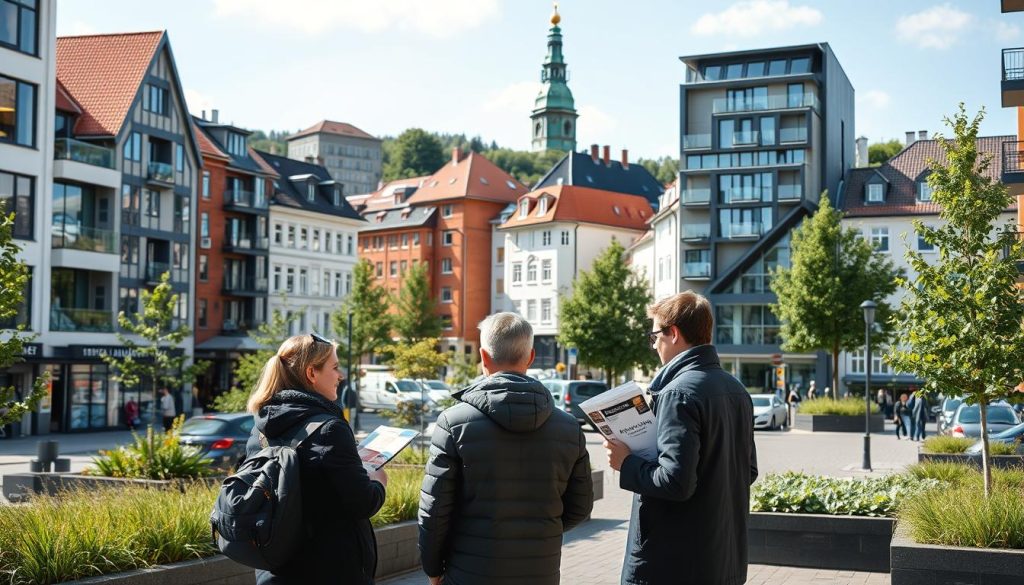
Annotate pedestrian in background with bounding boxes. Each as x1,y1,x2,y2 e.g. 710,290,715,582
159,388,176,431
894,393,911,440
124,399,140,430
912,391,929,441
786,385,802,426
807,380,817,400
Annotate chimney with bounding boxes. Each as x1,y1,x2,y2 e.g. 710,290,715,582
452,147,462,165
918,130,928,141
621,149,630,170
905,131,916,147
590,144,599,163
212,109,219,124
200,110,206,121
855,136,868,168
602,145,610,166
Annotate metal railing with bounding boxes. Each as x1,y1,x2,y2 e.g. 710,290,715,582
683,134,711,150
224,190,269,210
712,93,820,114
682,224,711,240
224,234,270,251
51,224,118,254
54,138,114,169
1003,48,1024,81
683,262,711,278
722,188,770,204
147,162,174,183
145,262,171,282
681,188,711,205
223,274,269,293
49,308,113,332
1002,140,1024,174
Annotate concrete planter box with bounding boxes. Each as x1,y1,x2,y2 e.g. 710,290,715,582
748,512,895,572
917,452,1024,469
2,473,221,502
794,414,884,433
891,524,1024,585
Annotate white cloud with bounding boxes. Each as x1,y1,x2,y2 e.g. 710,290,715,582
576,105,617,144
61,21,98,36
858,89,891,111
995,21,1021,43
184,89,217,118
690,1,823,38
481,82,542,114
895,4,974,49
212,0,499,38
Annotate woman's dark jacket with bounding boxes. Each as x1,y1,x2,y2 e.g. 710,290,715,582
245,389,386,585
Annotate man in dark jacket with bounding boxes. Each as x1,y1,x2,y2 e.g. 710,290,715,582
605,291,758,585
418,312,594,585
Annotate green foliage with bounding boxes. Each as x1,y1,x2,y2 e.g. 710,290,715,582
797,397,879,416
393,263,442,342
88,417,213,480
558,239,658,383
0,202,48,426
101,271,208,407
886,106,1024,496
333,260,393,362
446,351,479,390
382,128,446,180
905,461,1024,490
229,304,297,398
771,193,902,395
868,139,904,166
393,446,430,466
902,485,1024,549
380,400,428,428
921,436,975,454
0,483,219,584
484,148,564,187
369,467,423,527
248,129,290,156
386,338,448,380
750,472,941,517
210,387,249,413
636,156,679,185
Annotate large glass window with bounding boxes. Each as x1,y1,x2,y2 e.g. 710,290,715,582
143,84,168,115
731,234,791,293
0,0,37,55
759,117,776,146
123,132,141,162
787,83,805,108
715,305,781,346
717,118,734,149
718,173,773,204
790,57,811,74
0,74,35,147
768,59,787,75
746,61,765,77
703,65,722,81
0,169,33,238
719,207,772,238
69,363,114,430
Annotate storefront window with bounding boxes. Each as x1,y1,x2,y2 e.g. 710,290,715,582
67,363,122,430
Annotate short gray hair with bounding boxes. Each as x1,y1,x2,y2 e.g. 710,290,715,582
478,312,534,365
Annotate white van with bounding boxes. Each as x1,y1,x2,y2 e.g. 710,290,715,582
357,365,428,412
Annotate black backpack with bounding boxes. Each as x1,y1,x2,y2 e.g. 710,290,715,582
210,413,333,570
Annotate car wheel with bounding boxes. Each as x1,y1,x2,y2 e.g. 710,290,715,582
770,416,777,431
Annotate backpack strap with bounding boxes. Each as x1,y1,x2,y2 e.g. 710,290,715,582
258,413,335,450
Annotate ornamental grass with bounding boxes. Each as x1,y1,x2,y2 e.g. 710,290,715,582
797,397,880,416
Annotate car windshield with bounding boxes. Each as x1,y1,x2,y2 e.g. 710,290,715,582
751,397,771,407
180,418,228,436
572,383,607,398
958,405,1018,425
395,380,422,393
424,381,448,390
943,398,962,412
991,422,1024,440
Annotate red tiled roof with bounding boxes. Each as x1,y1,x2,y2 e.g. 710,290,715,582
499,185,653,231
55,79,82,114
288,120,378,141
407,150,528,205
192,121,229,160
360,176,430,213
56,31,164,137
843,135,1017,217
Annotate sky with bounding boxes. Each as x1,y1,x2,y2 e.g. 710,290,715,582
56,0,1022,160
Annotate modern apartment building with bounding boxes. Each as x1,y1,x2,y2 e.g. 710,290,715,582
1001,2,1024,227
251,150,364,339
286,120,382,197
191,114,276,401
676,43,854,392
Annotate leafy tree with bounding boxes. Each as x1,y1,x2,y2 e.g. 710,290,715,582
386,338,449,380
248,129,289,156
393,262,442,342
886,106,1024,496
446,351,480,389
216,305,298,412
869,139,903,166
101,272,208,414
333,259,393,363
771,193,902,398
0,203,47,426
637,156,679,185
558,239,658,383
382,128,446,180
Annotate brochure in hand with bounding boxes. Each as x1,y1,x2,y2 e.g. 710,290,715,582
578,381,658,461
357,426,419,470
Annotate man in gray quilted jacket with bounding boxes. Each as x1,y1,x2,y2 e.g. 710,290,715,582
418,312,593,585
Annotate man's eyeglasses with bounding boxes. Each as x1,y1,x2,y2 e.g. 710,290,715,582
310,332,333,345
648,326,671,345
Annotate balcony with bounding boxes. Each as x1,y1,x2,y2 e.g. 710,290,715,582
145,261,172,283
51,223,118,254
1004,48,1024,107
147,162,174,185
683,134,711,150
1002,141,1024,197
732,131,760,146
683,262,712,280
722,188,770,204
779,127,808,143
221,318,257,336
712,93,820,115
722,222,765,239
681,188,711,205
223,274,269,296
224,190,269,213
682,223,711,241
49,307,113,333
223,235,270,254
54,138,114,169
778,184,803,201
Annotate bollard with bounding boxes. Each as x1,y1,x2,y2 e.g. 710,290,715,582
28,460,43,473
36,440,59,467
53,458,71,473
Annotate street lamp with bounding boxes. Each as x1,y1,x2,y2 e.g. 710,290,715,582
347,311,358,432
860,300,877,472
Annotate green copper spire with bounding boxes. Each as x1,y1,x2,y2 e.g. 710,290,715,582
531,3,577,153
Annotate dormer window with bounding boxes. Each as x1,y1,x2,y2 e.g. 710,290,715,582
866,183,884,203
538,197,548,216
307,182,316,201
917,181,933,203
333,185,342,206
519,199,530,218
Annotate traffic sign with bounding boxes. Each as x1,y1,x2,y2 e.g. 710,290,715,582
567,347,578,365
771,353,783,366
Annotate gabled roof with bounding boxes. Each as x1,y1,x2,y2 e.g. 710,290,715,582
358,206,438,233
533,150,664,207
499,185,653,231
841,135,1016,217
55,79,83,114
406,150,528,205
360,176,430,213
56,31,164,137
287,120,379,142
251,150,364,221
192,120,229,161
193,116,268,174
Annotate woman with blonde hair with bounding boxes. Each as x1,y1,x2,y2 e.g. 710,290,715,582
244,333,387,584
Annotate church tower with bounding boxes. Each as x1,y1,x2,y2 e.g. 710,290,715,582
531,4,577,152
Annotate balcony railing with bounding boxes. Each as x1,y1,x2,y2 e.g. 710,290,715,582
49,307,113,332
683,262,711,279
224,235,270,252
779,127,808,143
712,93,820,114
51,223,118,254
722,188,770,204
54,138,114,169
224,190,269,210
145,262,172,282
681,188,711,205
1002,140,1024,175
147,162,174,183
683,134,711,150
682,224,711,240
1004,48,1024,81
722,222,765,238
223,274,269,294
732,131,760,146
222,318,257,335
778,184,803,200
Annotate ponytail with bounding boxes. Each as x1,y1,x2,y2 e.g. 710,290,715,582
246,335,338,413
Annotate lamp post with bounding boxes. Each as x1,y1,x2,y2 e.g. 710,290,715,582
860,300,877,472
347,311,358,432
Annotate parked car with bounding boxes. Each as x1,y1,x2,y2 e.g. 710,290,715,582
178,413,254,471
948,402,1020,438
417,379,453,403
541,380,609,427
751,394,788,431
937,395,964,434
965,422,1024,455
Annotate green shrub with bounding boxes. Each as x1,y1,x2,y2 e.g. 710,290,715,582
990,440,1021,456
901,486,1024,549
371,467,423,527
921,435,975,454
88,417,213,480
0,484,218,584
750,472,940,517
906,461,1024,491
393,446,429,466
211,387,250,413
381,401,429,428
797,397,880,416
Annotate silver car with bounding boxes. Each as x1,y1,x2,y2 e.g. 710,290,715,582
948,403,1020,438
751,394,788,431
966,422,1024,455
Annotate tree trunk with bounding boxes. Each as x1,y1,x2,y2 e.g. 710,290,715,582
831,342,840,400
980,397,992,498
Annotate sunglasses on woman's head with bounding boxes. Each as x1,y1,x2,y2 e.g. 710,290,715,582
310,332,333,345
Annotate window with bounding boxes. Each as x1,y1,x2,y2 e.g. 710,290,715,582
442,231,454,246
144,190,160,218
442,205,453,217
703,65,722,81
746,61,765,77
198,299,207,328
725,63,743,79
519,199,530,218
526,300,537,321
225,133,246,157
412,232,420,247
0,0,38,55
201,171,210,199
917,232,935,252
123,132,141,162
375,262,383,278
541,299,552,323
768,59,787,75
714,304,781,345
527,261,537,282
718,118,734,150
144,84,168,115
345,272,352,294
787,83,805,108
542,259,552,281
441,258,453,274
401,233,409,248
542,231,551,246
273,223,283,245
849,349,891,375
400,260,407,274
538,198,548,215
272,265,282,291
441,315,453,330
200,213,209,238
389,261,398,277
285,268,295,293
869,227,889,252
561,231,570,245
197,254,208,281
0,170,33,238
312,229,321,251
175,144,184,172
718,206,772,238
867,183,884,203
441,287,453,303
917,181,933,203
347,235,354,255
299,227,308,249
512,263,522,283
496,247,505,264
759,117,775,146
306,182,316,201
299,269,308,295
790,56,811,74
0,74,36,147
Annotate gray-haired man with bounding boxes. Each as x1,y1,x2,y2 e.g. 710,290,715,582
418,312,593,585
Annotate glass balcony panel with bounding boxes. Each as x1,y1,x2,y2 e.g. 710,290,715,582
779,127,808,143
683,134,711,150
778,184,803,200
49,308,113,332
712,92,820,114
681,188,711,204
683,224,711,240
683,262,711,278
54,138,114,169
732,131,760,146
147,162,174,183
723,222,764,238
51,223,118,254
